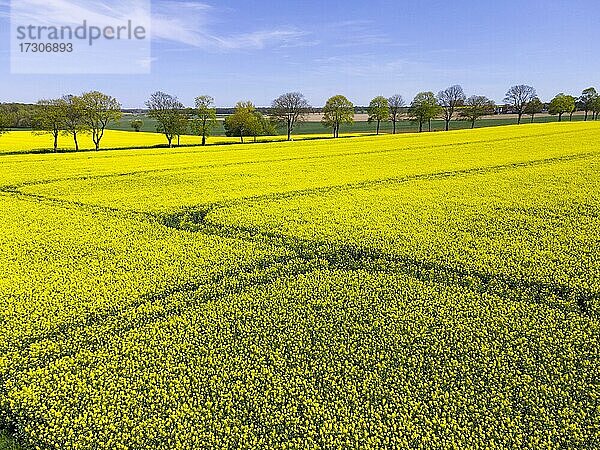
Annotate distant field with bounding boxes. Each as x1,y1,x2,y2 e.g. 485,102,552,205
1,122,599,449
2,114,592,155
109,112,589,134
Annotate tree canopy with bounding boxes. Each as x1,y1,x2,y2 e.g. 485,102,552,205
578,87,598,121
504,85,536,124
322,95,354,138
548,93,576,122
459,95,495,128
387,94,405,134
193,95,218,146
367,96,390,135
524,97,544,123
146,91,184,147
79,91,122,150
409,92,441,132
33,98,66,152
271,92,310,141
437,85,466,131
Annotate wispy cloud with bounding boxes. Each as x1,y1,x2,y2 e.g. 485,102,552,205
3,0,311,51
152,0,309,51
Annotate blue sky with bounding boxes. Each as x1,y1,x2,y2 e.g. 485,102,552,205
0,0,599,108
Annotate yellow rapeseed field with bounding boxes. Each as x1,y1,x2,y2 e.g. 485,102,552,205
0,122,599,449
0,130,364,154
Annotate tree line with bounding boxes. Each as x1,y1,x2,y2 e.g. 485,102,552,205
1,85,599,151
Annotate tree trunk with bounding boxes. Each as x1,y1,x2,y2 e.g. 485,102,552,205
240,132,244,144
531,115,534,123
569,112,574,121
428,119,431,132
392,120,396,134
202,135,206,146
73,132,79,151
445,119,449,131
471,119,475,129
376,120,380,135
177,135,180,146
584,110,588,121
558,113,563,122
418,121,423,133
517,113,522,125
53,133,58,152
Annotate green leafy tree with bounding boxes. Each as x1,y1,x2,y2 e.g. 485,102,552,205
409,91,441,132
223,101,260,143
322,95,354,138
130,119,144,132
387,94,405,134
459,95,496,129
173,112,190,146
254,112,276,141
567,96,577,120
0,104,13,138
548,93,575,122
592,96,600,120
367,96,390,135
193,95,218,146
524,97,544,123
504,85,536,124
437,85,466,131
32,98,66,152
146,91,184,148
271,92,310,141
61,95,85,151
79,91,122,150
579,87,598,121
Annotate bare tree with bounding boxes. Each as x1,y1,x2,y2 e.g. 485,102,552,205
459,96,496,129
387,94,405,134
271,92,310,141
504,85,536,124
146,91,184,147
437,85,466,131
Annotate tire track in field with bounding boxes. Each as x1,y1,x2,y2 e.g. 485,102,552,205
1,149,598,396
3,150,598,213
160,207,599,320
0,149,597,361
169,151,600,213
